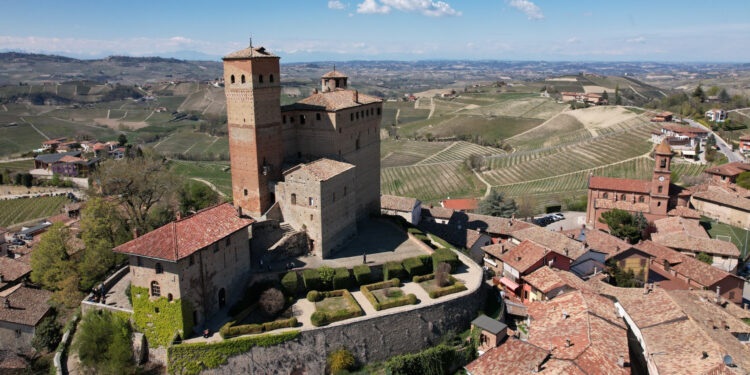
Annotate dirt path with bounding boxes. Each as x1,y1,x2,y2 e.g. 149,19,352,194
152,133,173,149
143,110,156,121
191,178,226,197
20,117,49,139
427,97,436,119
1,104,7,112
629,85,647,100
473,169,493,198
506,110,570,141
395,108,401,124
0,157,33,163
106,109,110,119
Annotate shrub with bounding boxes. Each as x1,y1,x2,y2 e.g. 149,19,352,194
333,267,351,290
435,262,452,287
307,290,322,302
328,348,356,373
360,279,416,311
302,269,321,291
386,344,457,375
318,266,335,290
73,310,135,375
418,255,433,271
259,288,285,317
311,311,327,326
280,272,298,296
413,274,433,283
432,248,460,272
352,265,371,285
310,290,364,327
31,316,62,352
221,317,298,338
384,261,406,281
428,281,467,299
402,257,430,277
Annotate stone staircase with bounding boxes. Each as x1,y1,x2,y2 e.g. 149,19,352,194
279,222,296,236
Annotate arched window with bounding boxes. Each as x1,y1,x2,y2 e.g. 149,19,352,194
230,75,235,84
269,74,274,83
291,193,297,205
241,75,246,84
660,158,667,168
657,201,662,207
259,75,264,83
638,196,645,203
603,192,608,199
621,194,626,200
155,263,163,274
167,293,173,302
658,186,663,193
151,281,161,297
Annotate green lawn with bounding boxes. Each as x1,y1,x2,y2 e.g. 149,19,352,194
315,296,350,313
699,216,750,259
169,160,232,197
372,287,405,304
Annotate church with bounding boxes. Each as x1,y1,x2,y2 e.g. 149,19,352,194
223,45,382,257
585,140,693,230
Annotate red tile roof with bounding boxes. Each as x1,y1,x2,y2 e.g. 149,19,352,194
509,226,584,260
653,216,708,238
292,89,381,111
704,161,750,177
465,338,549,375
651,232,740,257
0,257,31,282
223,46,278,60
655,139,672,155
500,240,550,274
420,205,454,220
112,203,253,262
588,176,651,194
524,266,565,293
321,70,348,78
667,206,701,219
440,198,478,211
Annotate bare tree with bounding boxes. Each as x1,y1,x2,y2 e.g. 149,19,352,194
259,288,285,317
435,262,452,287
516,195,538,220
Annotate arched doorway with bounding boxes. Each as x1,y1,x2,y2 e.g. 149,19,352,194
218,288,226,309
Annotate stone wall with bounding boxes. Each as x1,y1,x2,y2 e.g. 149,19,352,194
267,231,309,261
200,283,486,375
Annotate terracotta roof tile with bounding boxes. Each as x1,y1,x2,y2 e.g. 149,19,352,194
285,89,381,111
594,198,651,212
634,240,684,264
223,46,278,60
481,242,515,259
380,195,419,212
653,216,709,238
655,139,672,155
589,176,651,193
441,198,478,211
671,253,738,286
0,257,31,282
704,161,750,177
0,286,51,326
112,203,253,262
321,70,348,78
642,318,726,374
420,205,454,220
510,226,585,260
451,212,531,236
651,232,740,257
667,206,702,219
581,228,630,257
500,240,551,274
662,124,710,135
285,158,355,181
523,266,565,293
691,183,750,211
465,338,549,375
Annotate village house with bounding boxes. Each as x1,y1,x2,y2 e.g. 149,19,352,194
498,240,572,302
522,266,583,302
739,135,750,154
466,291,630,375
690,182,750,228
33,151,99,178
703,161,750,184
706,108,728,123
113,203,254,329
650,216,740,272
0,258,31,291
470,315,508,353
40,138,66,150
653,124,710,149
479,242,515,276
508,225,585,263
0,285,53,354
380,195,421,225
586,140,692,229
608,246,652,283
420,205,454,225
650,111,674,122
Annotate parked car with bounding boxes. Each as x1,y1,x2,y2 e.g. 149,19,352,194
550,213,565,221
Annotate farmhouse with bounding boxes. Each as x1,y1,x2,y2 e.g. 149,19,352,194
650,111,673,122
40,138,66,150
586,140,692,229
653,124,710,148
113,203,254,329
380,195,421,225
33,151,98,177
706,108,728,123
560,92,606,105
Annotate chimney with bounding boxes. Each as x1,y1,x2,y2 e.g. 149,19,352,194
176,211,182,220
562,311,569,319
353,90,359,103
132,227,139,239
237,206,243,217
565,338,571,347
617,354,625,368
702,351,709,360
312,88,318,94
516,256,521,262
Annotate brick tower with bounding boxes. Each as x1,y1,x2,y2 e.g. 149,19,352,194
223,45,283,217
649,140,672,215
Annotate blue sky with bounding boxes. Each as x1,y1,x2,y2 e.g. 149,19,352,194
1,0,749,62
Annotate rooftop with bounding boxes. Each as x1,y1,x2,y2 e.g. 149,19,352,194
650,232,740,257
0,286,52,326
450,212,531,236
704,161,750,177
464,338,549,375
480,242,515,259
112,203,253,262
509,226,585,260
589,175,651,194
499,239,552,274
667,206,702,219
223,46,278,60
523,266,565,293
285,158,356,182
283,89,381,112
440,198,478,211
0,257,31,282
655,139,673,155
471,315,507,335
653,216,709,238
691,183,750,211
34,151,82,164
420,205,454,220
380,195,419,212
321,70,348,78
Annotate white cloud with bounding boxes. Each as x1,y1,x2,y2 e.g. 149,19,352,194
357,0,460,17
566,37,579,43
508,0,544,20
328,1,346,10
627,36,646,43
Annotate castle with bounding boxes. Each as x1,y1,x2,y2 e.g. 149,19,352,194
223,45,383,257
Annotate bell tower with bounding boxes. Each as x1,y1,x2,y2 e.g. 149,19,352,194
650,140,672,216
223,44,283,217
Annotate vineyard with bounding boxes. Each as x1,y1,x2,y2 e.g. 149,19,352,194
0,195,71,228
380,161,484,203
419,141,503,164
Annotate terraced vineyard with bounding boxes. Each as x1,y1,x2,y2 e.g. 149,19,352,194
419,141,503,164
482,122,661,186
381,139,450,167
0,195,71,227
380,161,484,203
0,159,34,172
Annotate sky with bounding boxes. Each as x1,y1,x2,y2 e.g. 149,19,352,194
1,0,749,62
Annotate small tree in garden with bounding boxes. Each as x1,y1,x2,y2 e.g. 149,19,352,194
435,262,452,287
318,266,335,290
328,348,356,373
259,288,285,317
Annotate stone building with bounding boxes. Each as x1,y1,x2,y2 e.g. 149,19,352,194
223,45,382,257
277,159,357,258
113,203,253,329
0,285,52,354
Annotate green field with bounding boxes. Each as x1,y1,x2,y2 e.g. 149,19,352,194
380,161,484,204
169,160,232,197
0,159,34,173
699,216,750,259
0,195,72,227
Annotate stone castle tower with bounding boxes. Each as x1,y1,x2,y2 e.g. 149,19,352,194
223,46,284,217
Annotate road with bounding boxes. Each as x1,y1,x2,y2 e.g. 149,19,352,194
683,118,743,163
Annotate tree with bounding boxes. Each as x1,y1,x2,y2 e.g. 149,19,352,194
692,84,706,102
328,348,356,373
30,223,75,291
696,252,713,265
52,274,84,309
318,266,335,290
478,189,518,218
614,84,622,105
259,288,285,317
117,134,128,147
516,195,537,220
465,154,484,171
706,86,720,97
78,197,130,291
602,90,609,103
435,262,451,287
737,172,750,190
598,209,645,243
146,204,176,231
694,142,701,161
718,88,730,103
178,181,219,215
31,316,62,352
93,157,177,234
21,173,33,188
73,310,135,375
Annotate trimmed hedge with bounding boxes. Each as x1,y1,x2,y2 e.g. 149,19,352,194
383,261,406,281
333,267,351,290
360,279,416,311
386,344,458,375
167,331,300,375
302,269,321,291
307,290,322,302
412,274,434,283
402,256,430,277
219,317,297,339
415,274,467,299
281,272,298,296
310,290,363,327
353,265,371,285
432,248,460,272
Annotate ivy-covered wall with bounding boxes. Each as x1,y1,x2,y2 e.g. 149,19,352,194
167,330,300,375
132,286,194,347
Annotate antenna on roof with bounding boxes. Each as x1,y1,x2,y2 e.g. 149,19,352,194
249,34,253,48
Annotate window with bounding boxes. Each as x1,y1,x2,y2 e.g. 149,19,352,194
151,281,161,297
729,291,735,299
14,330,21,338
344,186,347,196
310,214,314,221
155,263,163,274
282,115,287,124
291,193,297,205
657,202,661,207
660,158,667,168
356,112,359,120
259,75,264,83
189,254,194,266
269,74,274,83
639,196,645,203
167,293,173,302
300,115,306,125
230,75,235,84
603,192,608,198
309,197,314,206
316,113,321,121
351,113,354,121
241,75,246,84
620,260,626,268
244,189,248,196
225,237,231,247
640,258,647,266
297,152,302,158
290,116,295,123
621,194,626,200
137,257,142,266
377,108,381,115
339,128,342,134
658,186,663,193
